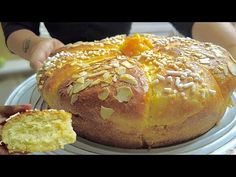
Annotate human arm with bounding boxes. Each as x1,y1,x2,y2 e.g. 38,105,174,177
1,22,64,70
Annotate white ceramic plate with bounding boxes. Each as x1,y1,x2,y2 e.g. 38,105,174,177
5,74,236,155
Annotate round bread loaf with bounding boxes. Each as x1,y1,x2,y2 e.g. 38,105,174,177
36,33,236,148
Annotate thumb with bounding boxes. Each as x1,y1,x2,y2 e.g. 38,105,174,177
30,60,43,71
0,105,32,118
30,38,64,70
50,38,65,56
53,38,64,49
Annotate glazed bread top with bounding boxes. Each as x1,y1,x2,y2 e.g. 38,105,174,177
36,34,236,127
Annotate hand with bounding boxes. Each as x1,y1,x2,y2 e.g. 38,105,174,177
0,104,32,155
29,38,64,70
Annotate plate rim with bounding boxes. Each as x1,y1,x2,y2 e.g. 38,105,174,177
4,74,236,154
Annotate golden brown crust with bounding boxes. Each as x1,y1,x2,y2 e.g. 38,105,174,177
57,65,148,119
72,105,225,148
37,33,236,148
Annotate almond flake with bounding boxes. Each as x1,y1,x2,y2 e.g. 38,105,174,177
199,58,210,65
115,86,133,102
88,70,107,78
110,60,120,68
120,74,138,85
103,72,111,80
100,106,114,119
227,61,236,76
71,94,79,105
76,77,85,84
98,88,110,100
90,79,101,87
121,61,135,69
72,80,91,93
67,85,73,96
115,66,126,75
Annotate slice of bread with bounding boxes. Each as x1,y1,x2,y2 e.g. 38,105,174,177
1,109,76,153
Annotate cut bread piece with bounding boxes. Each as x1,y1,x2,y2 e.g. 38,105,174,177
1,109,76,153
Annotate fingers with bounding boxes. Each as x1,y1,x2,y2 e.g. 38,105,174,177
0,118,6,125
0,105,31,155
53,38,65,49
47,38,65,56
0,104,32,118
30,38,64,70
0,146,9,155
30,60,43,70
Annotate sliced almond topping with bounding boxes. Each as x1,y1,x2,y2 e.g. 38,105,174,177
115,86,133,102
100,106,114,119
227,61,236,76
121,61,135,69
91,64,100,70
212,49,224,58
201,51,215,58
199,58,210,65
78,71,88,77
71,94,79,105
72,80,91,93
223,65,229,76
110,60,120,68
120,74,138,85
79,63,90,67
218,65,224,71
67,85,73,96
72,83,83,93
115,66,126,75
117,56,127,60
103,65,113,70
98,88,110,100
102,72,113,84
229,54,236,64
88,70,107,78
103,72,111,80
90,79,101,87
76,77,85,84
